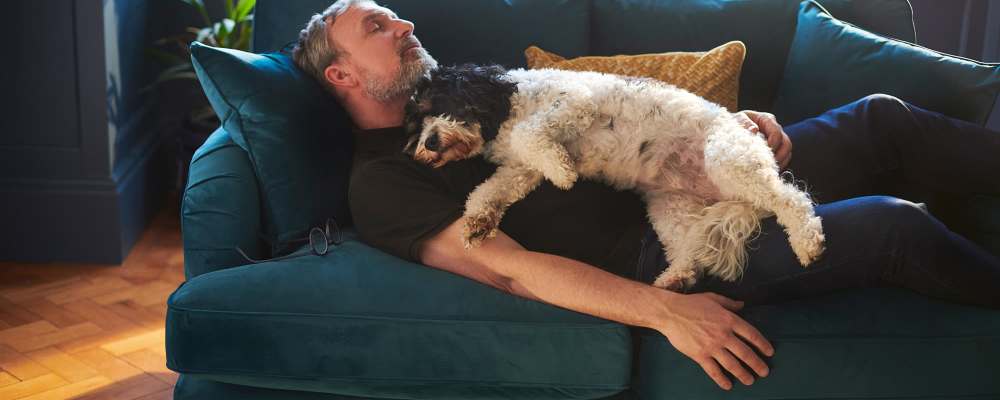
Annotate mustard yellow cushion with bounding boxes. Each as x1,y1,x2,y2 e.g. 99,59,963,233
525,41,746,111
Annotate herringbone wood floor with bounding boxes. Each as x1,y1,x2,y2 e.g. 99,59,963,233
0,196,185,399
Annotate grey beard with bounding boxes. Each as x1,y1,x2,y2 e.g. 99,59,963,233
363,48,438,102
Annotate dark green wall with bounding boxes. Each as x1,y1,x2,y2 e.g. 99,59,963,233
0,0,227,264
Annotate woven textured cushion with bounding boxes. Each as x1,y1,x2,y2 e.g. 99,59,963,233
525,41,746,111
166,236,632,399
190,43,354,256
773,0,1000,126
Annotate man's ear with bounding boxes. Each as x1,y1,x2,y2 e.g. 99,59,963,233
323,63,356,89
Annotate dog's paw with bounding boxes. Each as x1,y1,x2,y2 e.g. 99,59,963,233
653,268,698,292
790,216,826,266
548,169,578,190
462,212,501,249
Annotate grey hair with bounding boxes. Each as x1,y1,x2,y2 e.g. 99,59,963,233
292,0,376,88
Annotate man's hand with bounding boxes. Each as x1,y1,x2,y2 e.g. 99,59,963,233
655,291,774,391
734,110,792,170
419,217,775,392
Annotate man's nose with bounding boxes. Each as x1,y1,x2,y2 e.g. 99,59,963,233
395,19,414,38
424,133,440,151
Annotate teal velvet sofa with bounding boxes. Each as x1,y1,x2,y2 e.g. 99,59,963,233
166,0,1000,399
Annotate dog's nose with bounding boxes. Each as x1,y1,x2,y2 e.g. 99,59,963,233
424,133,440,151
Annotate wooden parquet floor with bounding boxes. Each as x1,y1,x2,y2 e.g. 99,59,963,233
0,197,185,399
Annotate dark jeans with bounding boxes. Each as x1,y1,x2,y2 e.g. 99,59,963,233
636,94,1000,309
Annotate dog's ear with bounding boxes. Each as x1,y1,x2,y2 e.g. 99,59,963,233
402,133,420,156
414,74,432,94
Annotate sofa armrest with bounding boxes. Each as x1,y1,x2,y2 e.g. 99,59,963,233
181,128,264,279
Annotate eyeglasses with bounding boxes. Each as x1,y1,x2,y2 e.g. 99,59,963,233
307,218,343,256
236,218,344,263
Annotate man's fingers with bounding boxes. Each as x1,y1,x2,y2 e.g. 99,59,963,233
765,126,782,151
734,112,759,133
776,144,792,168
714,349,755,386
696,357,733,390
733,319,775,357
726,337,770,378
775,133,792,168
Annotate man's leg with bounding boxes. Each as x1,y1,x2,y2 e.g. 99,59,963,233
782,93,1000,204
637,195,1000,308
635,94,1000,306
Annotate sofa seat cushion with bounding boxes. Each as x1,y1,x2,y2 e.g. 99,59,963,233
166,235,632,400
173,374,640,400
635,287,1000,399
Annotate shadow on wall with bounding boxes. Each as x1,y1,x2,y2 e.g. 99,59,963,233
909,0,1000,130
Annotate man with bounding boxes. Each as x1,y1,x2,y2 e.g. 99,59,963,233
292,0,1000,392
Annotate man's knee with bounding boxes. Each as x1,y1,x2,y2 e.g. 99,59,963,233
857,93,910,116
856,195,933,231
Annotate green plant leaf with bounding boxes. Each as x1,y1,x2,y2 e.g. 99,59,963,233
194,26,216,46
233,23,252,51
154,33,196,46
225,0,234,21
234,0,256,23
214,19,236,48
181,0,212,27
157,63,196,79
191,105,219,125
156,71,199,83
145,47,187,66
140,64,198,93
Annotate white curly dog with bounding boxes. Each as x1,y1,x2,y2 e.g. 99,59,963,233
403,64,826,290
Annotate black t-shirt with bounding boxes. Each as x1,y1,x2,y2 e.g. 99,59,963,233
348,126,648,279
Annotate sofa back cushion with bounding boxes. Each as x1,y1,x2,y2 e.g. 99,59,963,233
190,43,355,257
589,0,915,112
773,0,1000,126
253,0,591,67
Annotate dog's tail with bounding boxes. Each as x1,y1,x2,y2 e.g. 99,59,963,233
688,201,767,282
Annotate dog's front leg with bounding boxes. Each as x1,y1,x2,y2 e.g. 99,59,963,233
509,88,596,190
509,128,579,190
462,164,544,248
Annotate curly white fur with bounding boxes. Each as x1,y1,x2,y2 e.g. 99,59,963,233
420,68,826,290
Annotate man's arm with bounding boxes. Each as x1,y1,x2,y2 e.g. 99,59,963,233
418,217,775,391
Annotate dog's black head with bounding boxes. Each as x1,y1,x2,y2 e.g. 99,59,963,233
403,63,518,167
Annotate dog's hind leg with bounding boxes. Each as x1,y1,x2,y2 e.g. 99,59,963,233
644,192,709,291
703,123,825,267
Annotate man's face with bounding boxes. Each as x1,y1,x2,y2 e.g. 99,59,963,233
327,4,437,102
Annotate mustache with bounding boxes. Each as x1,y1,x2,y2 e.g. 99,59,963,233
398,37,421,55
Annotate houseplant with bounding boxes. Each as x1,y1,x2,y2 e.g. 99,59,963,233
147,0,256,192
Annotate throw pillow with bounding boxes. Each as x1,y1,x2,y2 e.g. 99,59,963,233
772,0,1000,126
524,41,747,111
190,42,354,257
